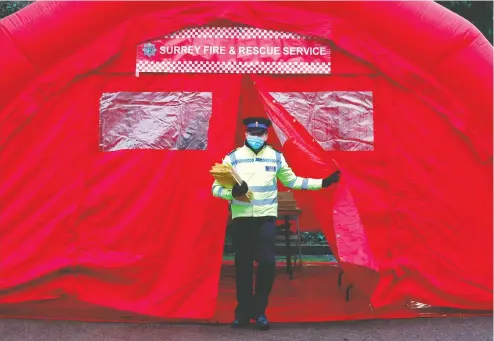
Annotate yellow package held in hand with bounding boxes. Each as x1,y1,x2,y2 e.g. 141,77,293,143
209,163,237,189
209,163,252,202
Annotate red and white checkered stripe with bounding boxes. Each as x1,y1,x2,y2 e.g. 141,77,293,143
162,26,312,40
136,60,331,74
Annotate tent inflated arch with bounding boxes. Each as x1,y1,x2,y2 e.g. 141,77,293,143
0,1,491,322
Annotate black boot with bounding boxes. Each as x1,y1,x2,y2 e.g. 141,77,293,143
231,316,250,328
252,314,270,331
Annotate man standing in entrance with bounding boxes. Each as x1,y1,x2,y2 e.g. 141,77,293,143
211,117,341,330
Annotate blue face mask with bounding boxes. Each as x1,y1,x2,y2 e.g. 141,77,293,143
246,136,265,150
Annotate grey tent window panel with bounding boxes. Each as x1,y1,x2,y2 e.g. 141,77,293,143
270,91,374,151
99,91,213,151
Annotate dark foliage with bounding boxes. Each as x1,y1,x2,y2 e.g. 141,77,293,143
437,1,493,42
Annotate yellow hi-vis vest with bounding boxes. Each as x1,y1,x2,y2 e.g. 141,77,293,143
212,145,323,219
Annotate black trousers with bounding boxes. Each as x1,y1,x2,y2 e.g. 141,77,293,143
230,216,276,318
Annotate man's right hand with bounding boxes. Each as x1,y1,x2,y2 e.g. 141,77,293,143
232,181,249,198
322,170,341,188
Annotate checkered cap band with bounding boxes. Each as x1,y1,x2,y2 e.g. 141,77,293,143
136,60,331,74
162,26,313,40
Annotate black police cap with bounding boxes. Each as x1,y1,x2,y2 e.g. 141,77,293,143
243,117,272,132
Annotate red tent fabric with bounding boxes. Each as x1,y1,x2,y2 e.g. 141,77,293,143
0,1,492,321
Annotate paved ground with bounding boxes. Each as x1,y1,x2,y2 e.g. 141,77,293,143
0,316,492,341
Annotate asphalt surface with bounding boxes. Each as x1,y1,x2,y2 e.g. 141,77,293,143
0,316,492,341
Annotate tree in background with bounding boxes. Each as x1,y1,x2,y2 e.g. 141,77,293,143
438,0,493,43
0,1,32,19
0,1,492,43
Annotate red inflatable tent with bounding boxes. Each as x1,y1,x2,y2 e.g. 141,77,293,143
0,1,492,323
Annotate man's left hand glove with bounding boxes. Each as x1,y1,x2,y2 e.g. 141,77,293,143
232,181,249,198
322,170,341,188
